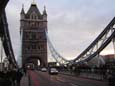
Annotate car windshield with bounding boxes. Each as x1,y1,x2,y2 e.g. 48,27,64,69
51,68,57,71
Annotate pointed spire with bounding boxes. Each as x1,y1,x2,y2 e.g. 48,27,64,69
22,4,24,9
21,4,25,14
32,0,36,5
43,6,47,15
44,6,46,10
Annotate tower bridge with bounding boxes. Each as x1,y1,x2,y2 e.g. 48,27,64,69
0,0,115,86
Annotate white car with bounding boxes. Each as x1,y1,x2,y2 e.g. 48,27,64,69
41,68,47,72
49,68,58,75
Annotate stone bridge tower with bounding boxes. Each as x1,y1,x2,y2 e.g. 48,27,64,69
20,2,47,67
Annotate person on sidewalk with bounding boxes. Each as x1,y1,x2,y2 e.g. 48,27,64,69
16,69,23,86
108,72,115,86
23,67,27,76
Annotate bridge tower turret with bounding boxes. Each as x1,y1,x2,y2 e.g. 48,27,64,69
43,6,47,20
20,2,48,68
20,4,25,20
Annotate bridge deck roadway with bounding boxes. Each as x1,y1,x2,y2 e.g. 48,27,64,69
21,70,108,86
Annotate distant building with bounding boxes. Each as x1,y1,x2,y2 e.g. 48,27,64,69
48,62,57,67
83,54,115,67
102,54,115,69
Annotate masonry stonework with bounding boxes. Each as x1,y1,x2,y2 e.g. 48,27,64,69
20,3,47,67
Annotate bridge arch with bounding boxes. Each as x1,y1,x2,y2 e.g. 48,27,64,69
25,56,46,68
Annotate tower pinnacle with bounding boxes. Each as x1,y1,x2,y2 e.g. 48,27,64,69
32,0,36,5
22,4,24,9
43,5,47,15
21,4,25,14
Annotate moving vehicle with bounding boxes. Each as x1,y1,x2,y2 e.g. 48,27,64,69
49,68,58,75
41,67,47,72
26,63,34,70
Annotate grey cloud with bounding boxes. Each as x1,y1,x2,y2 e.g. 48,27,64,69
5,0,115,62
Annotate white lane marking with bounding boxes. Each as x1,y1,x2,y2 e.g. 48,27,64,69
56,78,66,82
70,83,80,86
50,75,66,82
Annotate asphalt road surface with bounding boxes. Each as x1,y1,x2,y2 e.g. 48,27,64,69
27,70,108,86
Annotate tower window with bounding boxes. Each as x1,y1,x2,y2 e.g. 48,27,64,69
32,33,36,39
30,12,38,19
32,45,36,49
38,46,40,50
30,33,36,40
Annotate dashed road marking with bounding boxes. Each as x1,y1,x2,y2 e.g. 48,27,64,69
56,78,66,83
70,83,80,86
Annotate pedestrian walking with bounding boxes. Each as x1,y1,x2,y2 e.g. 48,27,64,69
16,69,23,86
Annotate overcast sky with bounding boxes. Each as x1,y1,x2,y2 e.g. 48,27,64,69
5,0,115,63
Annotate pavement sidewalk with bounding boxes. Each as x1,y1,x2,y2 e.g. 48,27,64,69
20,74,29,86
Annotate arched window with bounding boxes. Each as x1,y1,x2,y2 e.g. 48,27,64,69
30,11,38,19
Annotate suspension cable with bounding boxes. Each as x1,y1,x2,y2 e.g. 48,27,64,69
45,31,70,66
